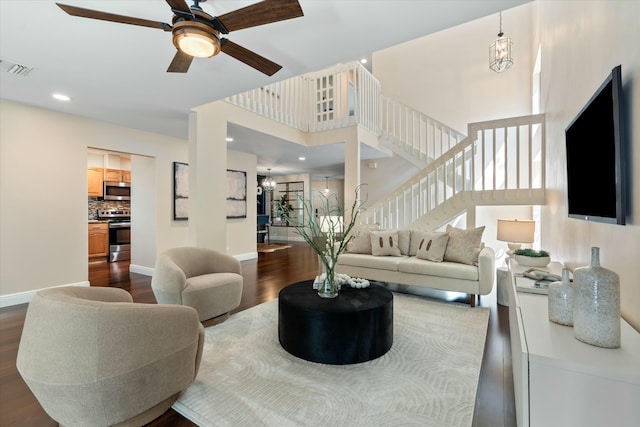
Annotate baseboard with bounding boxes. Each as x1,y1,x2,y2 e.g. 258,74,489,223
270,236,306,242
130,264,154,277
0,281,90,308
235,252,258,261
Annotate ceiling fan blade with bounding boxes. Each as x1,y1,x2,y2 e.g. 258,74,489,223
167,50,194,73
216,0,303,33
165,0,191,14
56,3,171,31
220,39,282,76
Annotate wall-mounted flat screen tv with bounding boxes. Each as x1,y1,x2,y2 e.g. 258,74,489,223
565,65,626,225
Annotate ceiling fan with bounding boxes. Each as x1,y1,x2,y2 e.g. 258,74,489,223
56,0,303,76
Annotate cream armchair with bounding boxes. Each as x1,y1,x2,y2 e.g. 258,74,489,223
16,286,204,427
151,246,243,322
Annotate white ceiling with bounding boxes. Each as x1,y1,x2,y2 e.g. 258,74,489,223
0,0,529,177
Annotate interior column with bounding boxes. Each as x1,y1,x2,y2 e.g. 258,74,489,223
343,133,361,223
188,105,227,252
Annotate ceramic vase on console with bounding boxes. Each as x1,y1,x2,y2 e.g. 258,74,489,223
573,247,620,348
548,268,573,326
317,255,339,299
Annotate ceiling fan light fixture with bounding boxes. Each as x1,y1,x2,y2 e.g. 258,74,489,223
172,21,220,58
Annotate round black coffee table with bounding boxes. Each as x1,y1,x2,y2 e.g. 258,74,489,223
278,281,393,365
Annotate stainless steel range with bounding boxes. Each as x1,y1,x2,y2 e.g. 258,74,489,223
97,209,131,262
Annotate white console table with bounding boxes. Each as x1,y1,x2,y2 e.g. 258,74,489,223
507,259,640,427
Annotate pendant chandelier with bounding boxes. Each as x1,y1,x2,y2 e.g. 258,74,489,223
262,168,276,192
324,176,330,194
489,12,513,73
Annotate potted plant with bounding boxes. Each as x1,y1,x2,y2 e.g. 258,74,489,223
513,248,551,267
276,194,294,223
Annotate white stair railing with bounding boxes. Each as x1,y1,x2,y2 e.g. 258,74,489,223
380,96,466,167
361,114,546,230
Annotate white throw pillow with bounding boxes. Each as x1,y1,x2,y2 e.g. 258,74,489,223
346,224,380,254
415,232,450,262
397,229,411,255
443,225,485,265
370,231,402,256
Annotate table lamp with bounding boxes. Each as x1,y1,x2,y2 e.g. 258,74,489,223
497,219,535,255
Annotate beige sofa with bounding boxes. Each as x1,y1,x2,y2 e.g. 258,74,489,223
335,225,495,307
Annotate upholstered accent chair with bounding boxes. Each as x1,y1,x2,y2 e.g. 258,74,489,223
16,286,204,427
151,247,243,322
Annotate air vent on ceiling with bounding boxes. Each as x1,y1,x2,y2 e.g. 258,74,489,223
0,59,34,77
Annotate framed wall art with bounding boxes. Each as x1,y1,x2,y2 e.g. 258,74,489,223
226,169,247,219
173,162,189,220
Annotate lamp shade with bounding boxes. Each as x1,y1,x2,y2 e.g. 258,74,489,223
497,219,535,244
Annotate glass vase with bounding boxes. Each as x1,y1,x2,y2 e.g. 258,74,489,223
573,247,620,348
317,255,339,299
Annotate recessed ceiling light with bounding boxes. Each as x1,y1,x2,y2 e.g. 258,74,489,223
298,156,306,161
360,58,368,64
52,93,71,101
226,137,234,142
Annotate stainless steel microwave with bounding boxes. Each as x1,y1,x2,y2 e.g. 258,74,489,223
104,181,131,201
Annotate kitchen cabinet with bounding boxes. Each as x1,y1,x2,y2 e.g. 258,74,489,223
88,222,108,258
88,167,103,197
122,170,131,183
104,168,123,182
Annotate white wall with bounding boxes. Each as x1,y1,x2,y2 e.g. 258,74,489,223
131,155,156,270
0,100,188,299
373,3,534,134
227,149,258,258
359,155,419,207
536,0,640,330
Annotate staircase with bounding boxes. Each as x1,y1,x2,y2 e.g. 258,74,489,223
225,62,545,230
362,114,545,230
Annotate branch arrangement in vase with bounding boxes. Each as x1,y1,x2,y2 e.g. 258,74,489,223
283,186,365,297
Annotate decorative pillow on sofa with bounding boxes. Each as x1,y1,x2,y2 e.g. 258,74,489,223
443,224,486,265
397,229,411,255
370,231,402,256
409,229,432,256
346,224,380,254
415,232,450,262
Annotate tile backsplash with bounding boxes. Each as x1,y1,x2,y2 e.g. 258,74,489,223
88,199,131,220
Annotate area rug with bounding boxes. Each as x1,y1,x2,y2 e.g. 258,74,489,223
173,293,489,427
257,243,292,253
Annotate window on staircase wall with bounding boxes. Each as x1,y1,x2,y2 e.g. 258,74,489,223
532,45,542,114
531,45,542,249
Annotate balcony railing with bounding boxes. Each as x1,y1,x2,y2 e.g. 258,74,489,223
225,62,462,167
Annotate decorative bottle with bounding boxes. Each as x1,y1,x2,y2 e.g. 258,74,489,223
573,247,620,348
548,268,573,326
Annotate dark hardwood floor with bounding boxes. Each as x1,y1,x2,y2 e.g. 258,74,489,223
0,242,515,426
